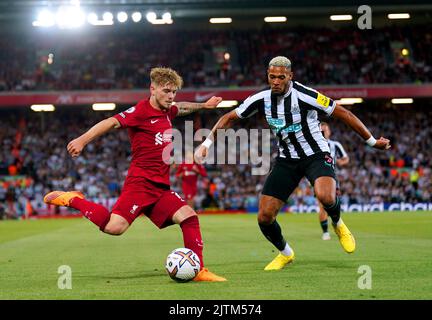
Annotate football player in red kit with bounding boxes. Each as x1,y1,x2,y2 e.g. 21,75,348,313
176,152,208,208
43,67,226,282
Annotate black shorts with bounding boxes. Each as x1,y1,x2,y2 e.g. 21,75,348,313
262,152,337,202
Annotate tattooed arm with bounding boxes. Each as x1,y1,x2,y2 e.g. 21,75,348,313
176,96,222,116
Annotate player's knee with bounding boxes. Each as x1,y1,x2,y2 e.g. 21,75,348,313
104,222,128,235
173,205,196,225
258,203,278,224
316,192,336,207
257,210,276,225
258,214,274,225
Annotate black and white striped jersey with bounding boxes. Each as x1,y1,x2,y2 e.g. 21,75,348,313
235,81,336,160
327,139,348,168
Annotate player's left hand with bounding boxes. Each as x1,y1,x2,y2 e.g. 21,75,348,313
374,137,391,150
194,145,208,164
203,96,223,109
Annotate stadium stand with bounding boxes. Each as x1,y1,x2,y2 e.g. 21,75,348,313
0,24,431,92
0,101,430,218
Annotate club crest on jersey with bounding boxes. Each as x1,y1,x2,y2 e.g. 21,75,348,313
130,204,139,215
291,104,300,114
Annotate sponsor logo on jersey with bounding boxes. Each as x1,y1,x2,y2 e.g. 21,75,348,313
281,123,302,134
155,132,163,145
266,117,285,134
155,132,173,145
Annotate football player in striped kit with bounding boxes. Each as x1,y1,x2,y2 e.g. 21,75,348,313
195,56,391,270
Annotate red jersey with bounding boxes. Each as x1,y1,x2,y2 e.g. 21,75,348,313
113,99,178,186
176,163,207,187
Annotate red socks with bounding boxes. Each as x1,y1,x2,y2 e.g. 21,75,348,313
180,215,204,268
70,197,111,231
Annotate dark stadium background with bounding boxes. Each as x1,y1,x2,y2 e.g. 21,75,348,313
0,0,431,219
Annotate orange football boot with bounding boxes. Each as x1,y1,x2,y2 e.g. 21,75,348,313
43,190,85,207
193,268,227,282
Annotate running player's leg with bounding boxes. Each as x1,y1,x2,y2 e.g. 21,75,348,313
148,190,226,281
103,214,130,235
44,190,111,231
260,159,303,270
318,200,330,240
306,153,355,253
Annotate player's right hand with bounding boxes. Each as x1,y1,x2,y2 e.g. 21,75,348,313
67,138,85,158
373,137,391,150
194,145,208,164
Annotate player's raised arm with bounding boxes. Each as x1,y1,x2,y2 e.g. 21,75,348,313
194,109,241,163
194,90,264,163
176,96,223,116
67,117,120,158
331,103,391,150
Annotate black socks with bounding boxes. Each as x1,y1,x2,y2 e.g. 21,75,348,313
323,197,341,224
320,219,329,233
259,220,286,251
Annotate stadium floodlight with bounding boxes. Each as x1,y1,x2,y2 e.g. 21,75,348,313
162,12,172,21
264,16,287,23
391,98,413,104
388,13,410,19
56,6,85,29
131,12,142,22
103,12,114,22
88,12,114,26
336,98,363,105
209,17,232,24
401,48,409,56
146,11,157,22
151,19,173,25
92,103,116,111
31,104,55,112
32,10,56,27
217,100,238,108
87,12,98,24
330,15,353,21
117,12,128,23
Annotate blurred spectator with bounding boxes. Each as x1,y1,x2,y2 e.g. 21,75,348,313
0,24,431,91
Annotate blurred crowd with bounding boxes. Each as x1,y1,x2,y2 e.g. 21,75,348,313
0,103,431,219
0,24,431,92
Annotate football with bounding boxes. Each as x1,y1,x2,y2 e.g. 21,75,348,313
165,248,201,282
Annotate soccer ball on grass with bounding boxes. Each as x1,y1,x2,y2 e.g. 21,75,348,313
165,248,200,282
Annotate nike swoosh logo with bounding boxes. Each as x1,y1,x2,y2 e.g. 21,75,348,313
194,91,218,102
151,119,159,124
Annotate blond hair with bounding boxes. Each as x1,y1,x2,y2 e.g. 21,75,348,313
269,56,292,69
150,67,183,89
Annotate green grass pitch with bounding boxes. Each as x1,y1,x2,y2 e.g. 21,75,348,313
0,211,431,300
